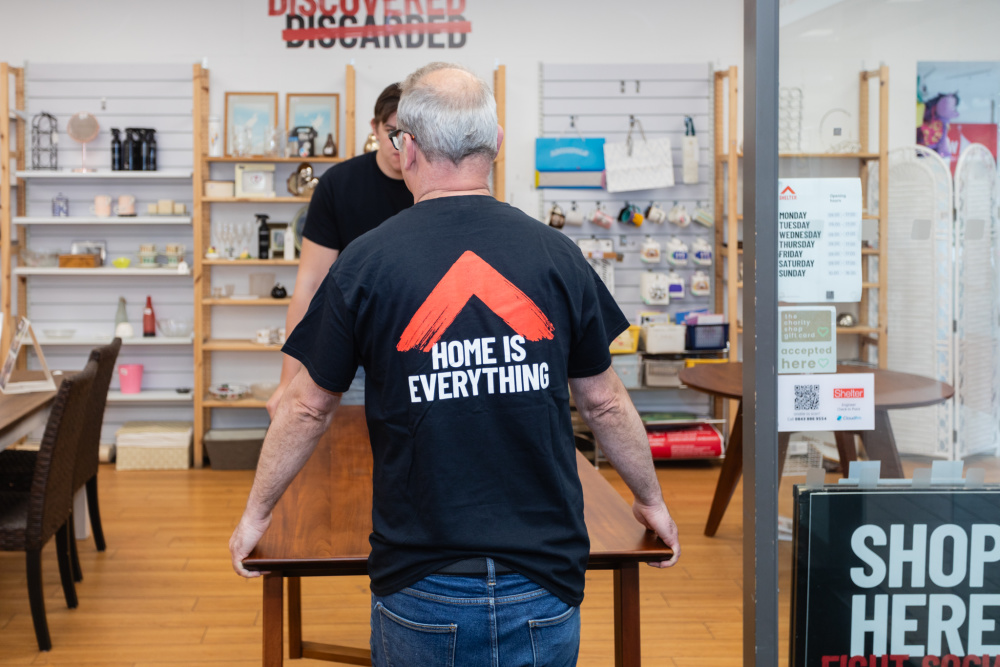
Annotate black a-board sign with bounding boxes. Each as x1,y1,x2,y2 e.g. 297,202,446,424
791,486,1000,667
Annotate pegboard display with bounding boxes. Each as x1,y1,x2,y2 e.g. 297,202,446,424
538,63,715,325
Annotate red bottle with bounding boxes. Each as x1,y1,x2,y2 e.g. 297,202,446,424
143,296,155,337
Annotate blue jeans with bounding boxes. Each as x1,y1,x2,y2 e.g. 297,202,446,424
370,559,580,667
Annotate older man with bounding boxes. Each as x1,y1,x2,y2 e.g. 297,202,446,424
230,62,680,667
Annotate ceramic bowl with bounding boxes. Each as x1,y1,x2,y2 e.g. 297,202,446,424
156,318,193,337
208,383,249,401
112,257,131,269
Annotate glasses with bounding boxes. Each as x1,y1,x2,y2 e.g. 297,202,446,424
388,128,414,151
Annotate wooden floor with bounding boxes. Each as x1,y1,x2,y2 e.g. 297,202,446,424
1,452,998,666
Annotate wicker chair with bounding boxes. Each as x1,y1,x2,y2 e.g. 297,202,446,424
0,360,97,651
1,339,120,583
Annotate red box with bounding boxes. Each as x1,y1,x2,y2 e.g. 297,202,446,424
646,424,723,459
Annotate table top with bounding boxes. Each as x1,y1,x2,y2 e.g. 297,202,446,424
679,362,955,410
0,372,61,432
245,405,672,573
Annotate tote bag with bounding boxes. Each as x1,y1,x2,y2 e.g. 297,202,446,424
603,118,675,193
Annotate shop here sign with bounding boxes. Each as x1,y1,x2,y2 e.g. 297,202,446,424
792,488,1000,667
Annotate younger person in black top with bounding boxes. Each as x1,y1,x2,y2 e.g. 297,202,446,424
268,83,414,416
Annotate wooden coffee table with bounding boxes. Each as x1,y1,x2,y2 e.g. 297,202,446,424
244,405,672,667
678,363,955,536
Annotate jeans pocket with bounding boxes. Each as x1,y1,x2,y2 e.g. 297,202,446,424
528,604,580,667
375,601,457,667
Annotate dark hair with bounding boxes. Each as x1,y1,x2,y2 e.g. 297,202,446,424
373,83,402,126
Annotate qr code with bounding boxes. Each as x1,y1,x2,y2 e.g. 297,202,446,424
794,384,820,410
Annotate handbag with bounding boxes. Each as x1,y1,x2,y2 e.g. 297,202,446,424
603,117,675,193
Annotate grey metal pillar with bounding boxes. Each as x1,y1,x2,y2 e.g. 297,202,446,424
743,0,780,665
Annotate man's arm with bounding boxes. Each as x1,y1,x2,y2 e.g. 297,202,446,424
267,238,340,417
569,367,680,567
229,368,342,577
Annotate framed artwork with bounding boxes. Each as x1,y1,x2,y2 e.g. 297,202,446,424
269,223,288,258
286,93,340,153
225,92,279,156
234,163,276,198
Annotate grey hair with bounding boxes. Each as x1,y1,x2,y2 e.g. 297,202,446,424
397,62,498,166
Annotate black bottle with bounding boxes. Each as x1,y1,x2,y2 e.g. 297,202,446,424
144,129,157,171
111,128,123,171
256,213,270,260
122,128,135,171
130,129,143,171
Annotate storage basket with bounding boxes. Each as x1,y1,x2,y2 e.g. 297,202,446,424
611,354,642,389
610,325,641,354
643,359,685,388
115,421,193,471
204,428,266,470
642,323,687,354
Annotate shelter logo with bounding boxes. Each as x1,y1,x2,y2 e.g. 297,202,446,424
268,0,471,49
398,250,554,353
780,185,798,200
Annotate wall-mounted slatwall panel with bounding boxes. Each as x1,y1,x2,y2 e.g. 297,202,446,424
22,62,194,444
539,63,715,414
539,63,714,321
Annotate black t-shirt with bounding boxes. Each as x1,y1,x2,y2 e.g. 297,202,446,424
302,151,413,251
283,195,628,606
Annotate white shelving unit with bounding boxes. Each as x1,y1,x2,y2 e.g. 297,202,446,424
37,335,194,346
14,169,192,180
14,267,190,276
1,61,197,446
14,216,191,225
106,390,193,403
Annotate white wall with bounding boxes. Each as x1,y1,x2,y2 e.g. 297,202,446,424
779,0,1000,153
0,0,744,211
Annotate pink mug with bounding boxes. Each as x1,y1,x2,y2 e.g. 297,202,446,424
91,195,112,217
115,194,136,216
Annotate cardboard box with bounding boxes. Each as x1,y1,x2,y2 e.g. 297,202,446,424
642,323,686,354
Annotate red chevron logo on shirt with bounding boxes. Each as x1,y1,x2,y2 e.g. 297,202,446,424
397,250,555,353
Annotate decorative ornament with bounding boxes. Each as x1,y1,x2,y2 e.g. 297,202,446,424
363,132,379,153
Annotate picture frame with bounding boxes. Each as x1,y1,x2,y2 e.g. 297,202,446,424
0,318,56,395
225,92,279,156
269,223,288,258
234,163,276,199
286,93,340,155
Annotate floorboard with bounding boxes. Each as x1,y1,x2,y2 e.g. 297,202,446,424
1,452,997,665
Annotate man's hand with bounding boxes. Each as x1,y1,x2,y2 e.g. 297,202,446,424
229,510,272,578
632,499,681,568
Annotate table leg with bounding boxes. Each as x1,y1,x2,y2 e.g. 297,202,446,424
263,573,283,667
705,400,743,537
288,576,302,659
834,431,858,477
613,563,641,667
859,409,904,478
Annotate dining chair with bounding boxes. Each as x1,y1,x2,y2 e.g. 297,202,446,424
0,359,97,651
0,340,121,583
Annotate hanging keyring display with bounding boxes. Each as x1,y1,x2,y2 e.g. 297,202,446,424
31,112,59,171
